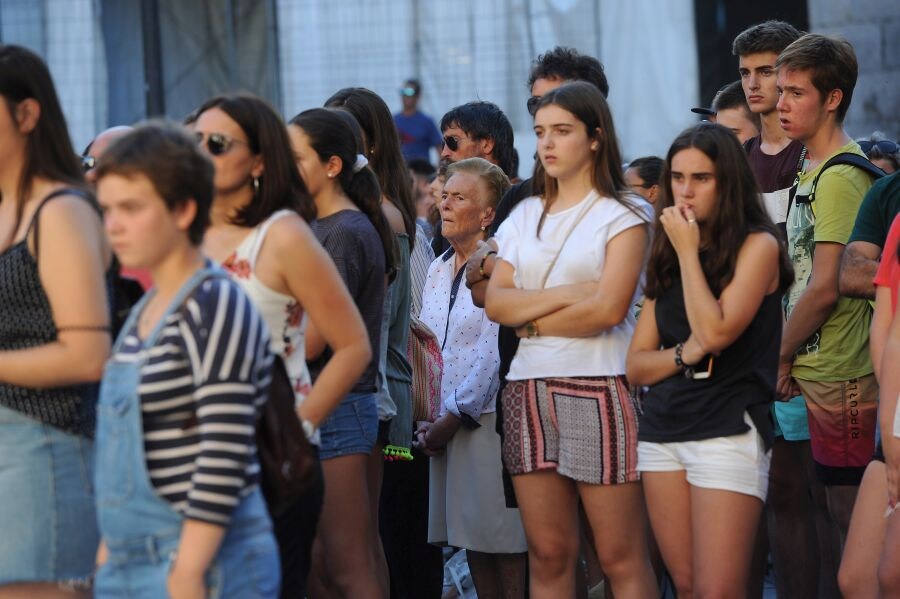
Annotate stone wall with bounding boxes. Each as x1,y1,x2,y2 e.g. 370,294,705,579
809,0,900,139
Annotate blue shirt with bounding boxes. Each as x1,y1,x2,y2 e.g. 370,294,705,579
394,111,442,162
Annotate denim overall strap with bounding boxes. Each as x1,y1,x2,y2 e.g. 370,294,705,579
96,266,247,547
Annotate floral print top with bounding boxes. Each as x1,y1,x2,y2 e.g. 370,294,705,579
219,210,315,438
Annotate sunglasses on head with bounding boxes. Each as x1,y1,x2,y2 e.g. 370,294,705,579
443,135,461,152
858,139,899,155
526,95,542,116
196,132,248,156
81,154,96,172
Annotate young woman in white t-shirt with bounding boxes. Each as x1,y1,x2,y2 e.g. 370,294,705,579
485,81,655,598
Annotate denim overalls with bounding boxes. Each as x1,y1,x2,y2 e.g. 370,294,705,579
94,267,280,598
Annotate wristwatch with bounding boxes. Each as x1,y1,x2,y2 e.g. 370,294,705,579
526,320,540,338
479,250,497,278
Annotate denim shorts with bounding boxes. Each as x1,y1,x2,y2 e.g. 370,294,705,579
0,404,99,585
318,392,378,460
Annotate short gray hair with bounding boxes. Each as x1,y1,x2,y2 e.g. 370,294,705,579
445,157,511,209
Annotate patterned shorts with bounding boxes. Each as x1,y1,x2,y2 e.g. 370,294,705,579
501,375,640,485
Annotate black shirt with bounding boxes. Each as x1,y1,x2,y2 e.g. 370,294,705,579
638,277,780,449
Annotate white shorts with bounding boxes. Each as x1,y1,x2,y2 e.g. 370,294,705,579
637,413,771,501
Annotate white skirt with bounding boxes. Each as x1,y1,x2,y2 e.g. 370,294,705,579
427,411,527,553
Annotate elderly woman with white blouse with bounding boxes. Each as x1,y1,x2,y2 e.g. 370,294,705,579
417,158,527,598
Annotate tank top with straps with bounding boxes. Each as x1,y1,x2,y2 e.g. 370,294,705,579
0,188,101,436
220,210,315,437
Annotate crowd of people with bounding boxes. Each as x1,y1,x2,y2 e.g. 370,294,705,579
0,16,898,599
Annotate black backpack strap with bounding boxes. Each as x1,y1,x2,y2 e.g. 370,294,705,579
794,152,886,206
28,187,97,263
784,145,808,224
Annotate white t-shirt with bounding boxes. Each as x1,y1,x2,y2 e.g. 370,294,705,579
494,190,652,380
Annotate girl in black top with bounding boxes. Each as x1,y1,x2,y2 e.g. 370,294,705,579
626,123,793,597
0,45,109,596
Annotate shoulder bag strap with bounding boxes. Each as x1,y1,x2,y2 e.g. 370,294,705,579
537,194,599,289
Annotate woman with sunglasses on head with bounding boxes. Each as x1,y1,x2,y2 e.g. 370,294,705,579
288,107,395,599
325,87,419,596
857,133,899,175
0,45,108,598
192,94,371,598
626,123,794,597
93,122,280,599
485,81,655,598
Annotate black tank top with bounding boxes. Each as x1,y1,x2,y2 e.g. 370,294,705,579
0,189,100,436
638,278,780,449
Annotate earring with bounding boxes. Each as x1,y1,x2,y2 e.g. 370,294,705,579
480,225,486,232
253,176,260,196
591,143,599,151
327,173,335,179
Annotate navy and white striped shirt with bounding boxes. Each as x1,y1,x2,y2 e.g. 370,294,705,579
116,277,273,526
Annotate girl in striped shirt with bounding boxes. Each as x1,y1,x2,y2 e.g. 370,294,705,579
93,123,279,598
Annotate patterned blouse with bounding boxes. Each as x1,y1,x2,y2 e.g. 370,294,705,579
419,248,500,427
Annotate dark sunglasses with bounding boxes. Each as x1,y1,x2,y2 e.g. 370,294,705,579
196,132,248,156
526,95,542,116
858,139,899,155
443,135,461,152
81,155,96,172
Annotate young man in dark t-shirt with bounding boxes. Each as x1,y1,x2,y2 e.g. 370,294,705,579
732,20,829,599
736,22,806,226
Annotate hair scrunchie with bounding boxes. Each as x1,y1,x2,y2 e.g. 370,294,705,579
353,153,369,173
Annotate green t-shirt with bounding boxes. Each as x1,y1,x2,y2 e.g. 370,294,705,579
848,171,900,247
784,141,875,381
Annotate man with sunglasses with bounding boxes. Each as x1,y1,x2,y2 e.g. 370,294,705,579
438,101,515,178
393,79,442,164
82,125,132,184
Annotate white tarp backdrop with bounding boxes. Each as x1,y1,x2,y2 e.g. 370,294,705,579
2,0,700,163
277,0,700,172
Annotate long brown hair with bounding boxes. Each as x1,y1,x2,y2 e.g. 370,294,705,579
0,45,84,242
645,122,794,299
289,108,397,281
324,88,417,250
533,81,645,236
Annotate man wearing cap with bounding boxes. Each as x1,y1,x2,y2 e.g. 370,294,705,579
691,81,760,144
394,79,443,164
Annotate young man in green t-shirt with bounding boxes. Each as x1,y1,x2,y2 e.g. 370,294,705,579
776,34,877,554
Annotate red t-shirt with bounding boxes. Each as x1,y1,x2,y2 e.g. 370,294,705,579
874,213,900,314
